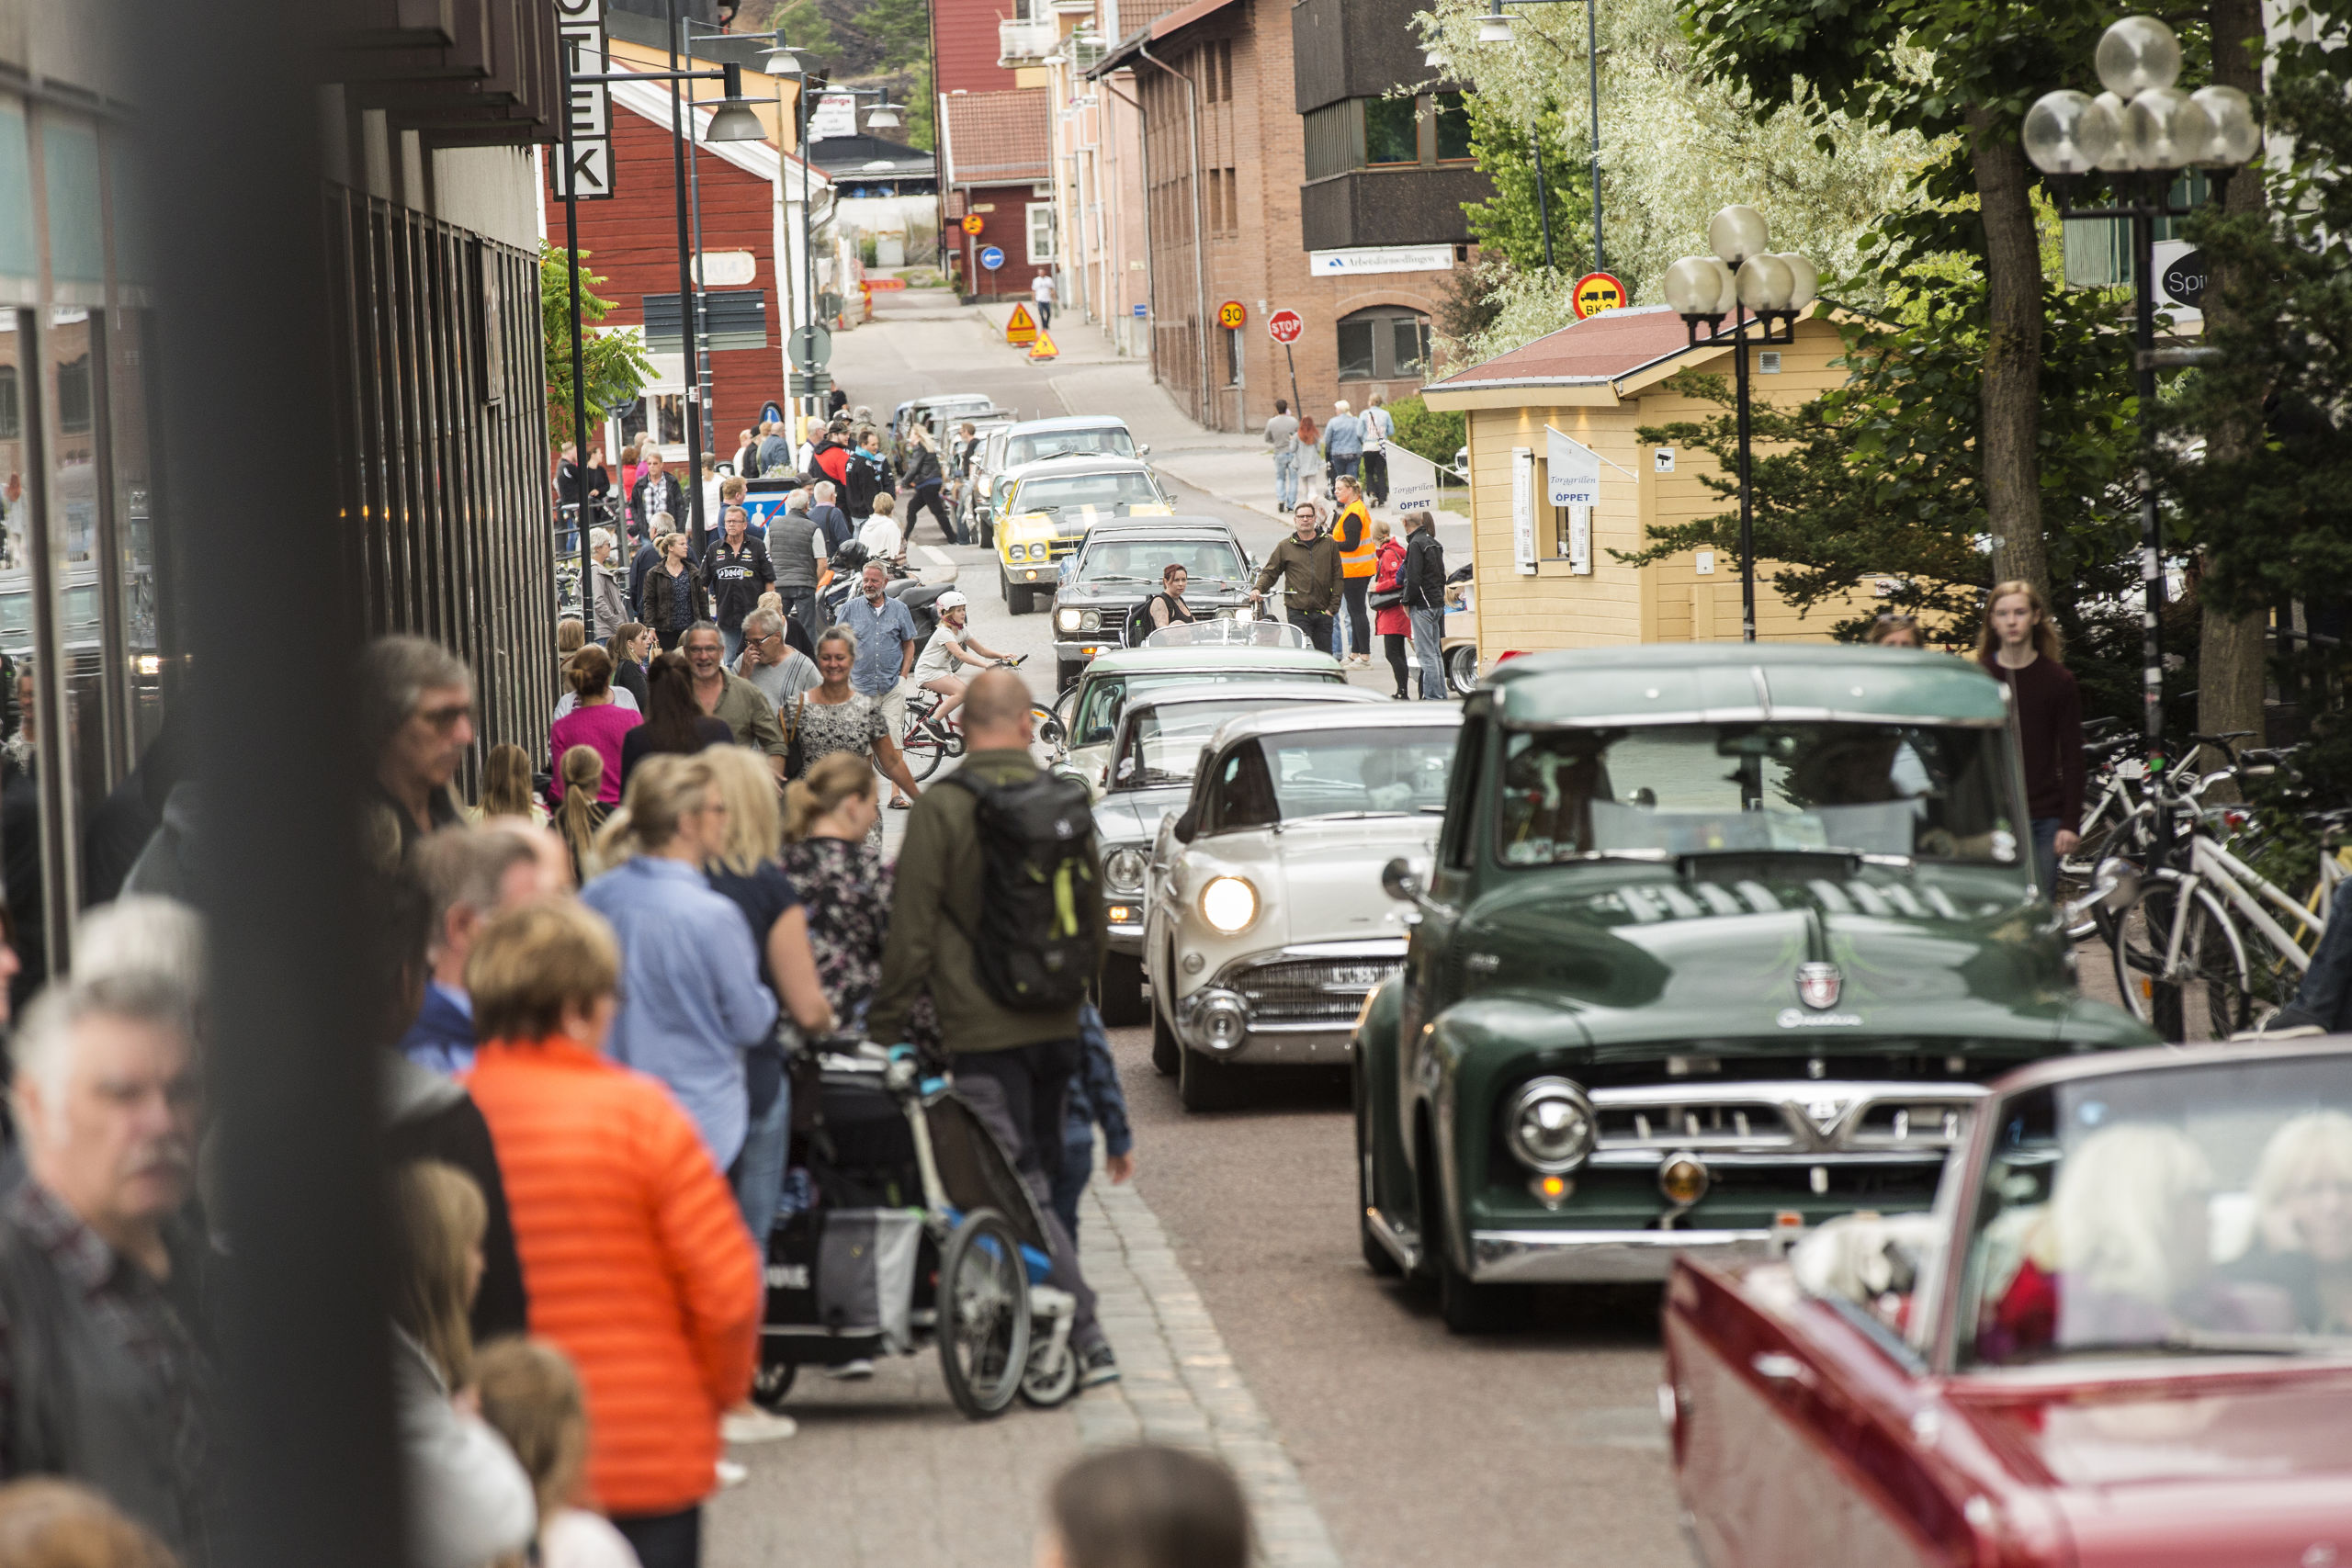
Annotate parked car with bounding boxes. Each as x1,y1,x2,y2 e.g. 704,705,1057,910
1048,517,1255,689
1352,643,2155,1332
962,415,1147,545
993,456,1176,615
1091,683,1389,1027
1144,705,1463,1111
1667,1038,2352,1568
1052,642,1351,802
891,393,1001,467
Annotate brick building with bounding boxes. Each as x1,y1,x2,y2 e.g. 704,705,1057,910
1085,0,1487,431
939,90,1054,301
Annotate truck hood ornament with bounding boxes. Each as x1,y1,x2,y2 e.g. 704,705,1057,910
1797,962,1843,1010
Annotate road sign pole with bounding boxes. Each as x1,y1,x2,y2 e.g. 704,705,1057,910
1283,344,1299,417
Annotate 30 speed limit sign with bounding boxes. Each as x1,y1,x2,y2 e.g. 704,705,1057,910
961,213,984,235
1266,309,1304,344
1216,299,1247,330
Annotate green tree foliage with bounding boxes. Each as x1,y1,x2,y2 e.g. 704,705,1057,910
1460,92,1591,276
854,0,929,63
539,242,655,451
1385,397,1464,469
763,0,836,59
1619,274,2145,720
2161,0,2352,620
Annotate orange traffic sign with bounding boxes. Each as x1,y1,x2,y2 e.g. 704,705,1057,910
1216,299,1246,330
1005,302,1038,344
1027,328,1059,362
962,213,985,235
1572,271,1627,320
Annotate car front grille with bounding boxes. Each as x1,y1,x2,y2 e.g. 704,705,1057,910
1585,1081,1985,1158
1237,958,1400,1025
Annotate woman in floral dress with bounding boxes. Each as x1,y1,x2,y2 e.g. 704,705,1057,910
783,626,923,849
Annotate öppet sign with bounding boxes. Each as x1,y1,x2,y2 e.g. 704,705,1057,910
1267,309,1304,344
1571,272,1627,320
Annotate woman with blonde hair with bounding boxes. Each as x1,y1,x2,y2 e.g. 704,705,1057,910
470,741,548,827
582,755,777,1171
475,1339,639,1568
700,745,835,1245
387,1159,537,1568
2228,1109,2352,1330
792,625,922,840
552,744,611,885
1976,580,2083,895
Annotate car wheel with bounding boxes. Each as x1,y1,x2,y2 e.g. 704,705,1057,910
1012,584,1035,615
1445,645,1477,694
1098,951,1147,1027
1000,571,1012,606
1419,1143,1503,1332
1354,1065,1402,1278
1150,987,1180,1077
1177,1043,1238,1111
1057,659,1083,693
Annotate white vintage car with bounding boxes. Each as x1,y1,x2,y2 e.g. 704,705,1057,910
1142,703,1463,1110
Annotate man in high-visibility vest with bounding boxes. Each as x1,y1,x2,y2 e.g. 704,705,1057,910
1332,474,1376,665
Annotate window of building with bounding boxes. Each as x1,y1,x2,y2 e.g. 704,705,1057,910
1365,96,1418,165
1308,94,1478,177
1224,324,1243,387
1433,91,1473,162
1025,202,1055,263
1201,39,1232,103
1337,306,1431,382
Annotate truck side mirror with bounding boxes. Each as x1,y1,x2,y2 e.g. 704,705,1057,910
1173,807,1199,844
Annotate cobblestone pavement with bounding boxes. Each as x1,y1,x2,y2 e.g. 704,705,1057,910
706,1162,1342,1567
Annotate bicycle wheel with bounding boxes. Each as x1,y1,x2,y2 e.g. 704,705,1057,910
900,718,948,781
2109,882,2252,1039
937,1209,1031,1420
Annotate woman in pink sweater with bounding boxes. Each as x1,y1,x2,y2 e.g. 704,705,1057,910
549,645,641,805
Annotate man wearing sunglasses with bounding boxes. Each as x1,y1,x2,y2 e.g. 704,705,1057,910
361,635,476,867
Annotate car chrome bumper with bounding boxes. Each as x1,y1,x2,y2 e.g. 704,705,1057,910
1055,637,1125,663
1102,917,1145,955
1172,940,1406,1062
1467,1227,1781,1283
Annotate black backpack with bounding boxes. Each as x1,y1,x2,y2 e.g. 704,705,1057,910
945,769,1102,1011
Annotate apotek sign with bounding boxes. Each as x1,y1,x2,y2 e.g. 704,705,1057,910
552,0,615,200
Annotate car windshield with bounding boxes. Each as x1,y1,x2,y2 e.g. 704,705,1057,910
1959,1055,2352,1367
1072,669,1347,747
1494,721,2019,866
1006,427,1136,464
1077,540,1245,585
1145,620,1310,650
1016,471,1160,513
1235,728,1456,822
1112,700,1305,789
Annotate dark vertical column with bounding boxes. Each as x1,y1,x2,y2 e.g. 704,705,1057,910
1733,310,1756,643
134,4,401,1568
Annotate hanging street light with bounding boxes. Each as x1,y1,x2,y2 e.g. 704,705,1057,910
865,98,906,130
1662,205,1817,643
705,62,769,141
1461,0,1609,272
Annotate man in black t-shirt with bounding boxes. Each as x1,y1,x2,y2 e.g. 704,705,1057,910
707,505,775,662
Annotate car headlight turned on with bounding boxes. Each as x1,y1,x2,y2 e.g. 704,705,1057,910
1198,875,1258,934
1056,607,1083,634
1504,1077,1597,1174
1103,846,1149,895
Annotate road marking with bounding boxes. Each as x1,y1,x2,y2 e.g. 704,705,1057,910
921,545,955,568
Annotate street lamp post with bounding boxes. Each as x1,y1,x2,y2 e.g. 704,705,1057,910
2020,15,2261,764
1471,0,1606,272
1662,208,1817,643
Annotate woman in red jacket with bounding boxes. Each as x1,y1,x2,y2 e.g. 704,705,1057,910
463,899,762,1568
1370,517,1412,700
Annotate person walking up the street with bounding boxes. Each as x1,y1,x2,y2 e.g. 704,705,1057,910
797,625,924,829
1040,1446,1251,1568
475,1339,644,1568
552,746,612,886
628,521,669,620
1249,502,1340,658
1331,475,1375,665
606,622,653,711
902,424,954,544
1031,269,1057,330
866,669,1121,1389
1402,509,1448,700
1977,580,2083,897
1053,1005,1135,1241
759,421,794,478
707,506,775,664
1263,399,1300,512
912,591,1012,727
630,449,686,545
1293,412,1324,507
549,646,640,806
587,528,628,642
842,563,922,804
399,825,547,1075
780,752,893,1030
856,492,905,565
732,426,760,478
808,481,854,555
463,898,764,1568
644,533,708,652
1325,400,1364,486
1362,392,1396,507
1371,517,1412,699
844,431,895,523
767,494,829,642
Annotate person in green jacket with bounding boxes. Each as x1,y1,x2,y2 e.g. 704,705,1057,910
866,668,1122,1389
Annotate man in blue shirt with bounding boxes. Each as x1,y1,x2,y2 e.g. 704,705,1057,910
399,825,547,1074
842,559,922,807
808,480,854,555
1324,399,1365,485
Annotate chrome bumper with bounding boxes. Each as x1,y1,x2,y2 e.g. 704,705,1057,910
1173,939,1404,1064
1468,1227,1781,1283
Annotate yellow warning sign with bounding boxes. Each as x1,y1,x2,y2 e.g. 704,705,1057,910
1005,303,1038,345
1027,328,1059,362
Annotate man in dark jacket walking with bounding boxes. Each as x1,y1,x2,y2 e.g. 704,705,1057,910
1249,502,1341,658
1402,509,1447,699
628,450,688,544
900,430,954,544
867,671,1121,1389
767,494,827,640
706,506,777,662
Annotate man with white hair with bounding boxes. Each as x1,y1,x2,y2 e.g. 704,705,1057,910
588,527,627,640
360,635,474,865
0,969,215,1562
808,481,853,556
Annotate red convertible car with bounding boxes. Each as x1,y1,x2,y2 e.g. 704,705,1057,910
1665,1040,2352,1568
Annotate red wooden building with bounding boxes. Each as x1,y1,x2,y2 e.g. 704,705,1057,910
545,72,829,460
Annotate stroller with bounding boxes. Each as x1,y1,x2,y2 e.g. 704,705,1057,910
749,1039,1081,1420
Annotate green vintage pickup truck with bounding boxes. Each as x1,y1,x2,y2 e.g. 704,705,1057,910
1352,644,2155,1330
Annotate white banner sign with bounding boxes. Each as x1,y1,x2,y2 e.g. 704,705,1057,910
1545,426,1601,508
1511,446,1536,575
1306,244,1455,277
1383,442,1439,515
809,93,860,140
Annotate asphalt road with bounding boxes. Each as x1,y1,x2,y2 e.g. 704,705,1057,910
836,294,1696,1567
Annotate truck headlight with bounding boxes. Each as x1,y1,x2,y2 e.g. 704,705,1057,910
1503,1078,1597,1175
1056,607,1082,633
1103,846,1149,894
1080,608,1102,632
1198,875,1258,934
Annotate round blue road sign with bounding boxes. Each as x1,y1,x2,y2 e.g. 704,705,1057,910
979,245,1005,271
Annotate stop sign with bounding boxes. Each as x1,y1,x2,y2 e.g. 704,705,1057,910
1267,309,1304,344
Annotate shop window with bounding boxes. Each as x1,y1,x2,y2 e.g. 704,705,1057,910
0,365,16,441
1365,96,1418,165
1338,307,1431,382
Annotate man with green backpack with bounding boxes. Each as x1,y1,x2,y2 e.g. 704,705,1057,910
866,667,1123,1388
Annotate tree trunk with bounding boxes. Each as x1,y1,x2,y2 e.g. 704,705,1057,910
2197,0,2270,773
1966,112,2050,602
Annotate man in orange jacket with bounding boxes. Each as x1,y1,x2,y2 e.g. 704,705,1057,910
463,900,762,1568
1331,474,1376,665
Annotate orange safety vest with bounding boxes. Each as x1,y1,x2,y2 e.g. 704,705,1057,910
1335,502,1376,578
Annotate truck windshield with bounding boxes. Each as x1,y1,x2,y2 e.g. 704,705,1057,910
1494,721,2018,865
